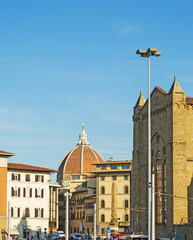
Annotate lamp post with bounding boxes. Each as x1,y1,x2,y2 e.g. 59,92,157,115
64,192,72,240
136,48,161,240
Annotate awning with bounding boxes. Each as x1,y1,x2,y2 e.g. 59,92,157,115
10,229,19,235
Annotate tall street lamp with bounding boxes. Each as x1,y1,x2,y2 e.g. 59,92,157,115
136,48,161,240
64,191,72,240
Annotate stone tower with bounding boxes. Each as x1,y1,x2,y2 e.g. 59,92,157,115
133,77,193,239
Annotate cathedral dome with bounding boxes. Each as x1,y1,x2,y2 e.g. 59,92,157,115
58,125,104,179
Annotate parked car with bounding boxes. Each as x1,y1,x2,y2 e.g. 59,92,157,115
48,234,60,240
74,234,83,240
54,231,65,239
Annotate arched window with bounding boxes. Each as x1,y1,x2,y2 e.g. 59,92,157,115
101,186,105,194
125,214,129,221
156,135,160,143
162,146,166,155
101,200,105,208
125,200,128,208
125,186,128,194
101,214,105,222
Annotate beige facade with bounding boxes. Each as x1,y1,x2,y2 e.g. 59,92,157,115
59,176,96,234
49,182,60,233
133,77,193,239
93,160,131,235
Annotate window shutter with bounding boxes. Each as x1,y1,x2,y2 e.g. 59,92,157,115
11,187,14,197
18,207,20,217
18,188,20,197
23,188,26,197
41,208,44,218
18,174,21,181
41,189,44,198
35,175,38,182
12,174,14,180
30,188,32,197
41,175,44,182
35,188,37,198
11,207,13,217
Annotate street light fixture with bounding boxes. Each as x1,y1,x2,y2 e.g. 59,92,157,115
136,47,161,240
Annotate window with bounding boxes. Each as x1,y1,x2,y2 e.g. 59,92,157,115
125,200,128,208
37,208,41,217
25,208,30,217
125,214,129,221
157,151,162,160
100,165,106,170
35,208,43,218
162,146,166,155
122,164,130,169
124,175,129,180
125,186,129,194
11,187,20,197
101,186,105,194
11,207,20,217
25,174,30,182
112,175,117,180
100,176,105,181
82,181,87,188
11,173,20,181
13,207,17,217
37,188,41,198
156,135,160,143
101,214,105,222
101,228,105,235
35,188,44,198
72,175,80,180
23,188,31,198
111,165,117,170
101,200,105,208
35,175,41,182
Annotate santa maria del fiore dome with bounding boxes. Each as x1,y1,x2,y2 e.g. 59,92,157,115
57,125,104,185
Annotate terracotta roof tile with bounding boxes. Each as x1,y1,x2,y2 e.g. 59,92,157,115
8,163,57,172
0,150,15,156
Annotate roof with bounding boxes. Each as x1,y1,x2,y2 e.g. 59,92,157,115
93,160,132,165
8,163,57,172
0,150,15,156
168,76,184,93
91,169,132,173
155,86,167,94
135,91,145,108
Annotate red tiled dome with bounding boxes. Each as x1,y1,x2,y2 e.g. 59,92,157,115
58,125,104,176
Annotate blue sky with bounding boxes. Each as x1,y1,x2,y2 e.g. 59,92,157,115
1,1,193,181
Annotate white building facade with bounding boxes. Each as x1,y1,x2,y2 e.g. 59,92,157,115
7,163,57,239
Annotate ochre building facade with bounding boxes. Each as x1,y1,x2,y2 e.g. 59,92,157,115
133,77,193,239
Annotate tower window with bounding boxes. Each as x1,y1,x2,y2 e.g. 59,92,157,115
101,186,105,194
